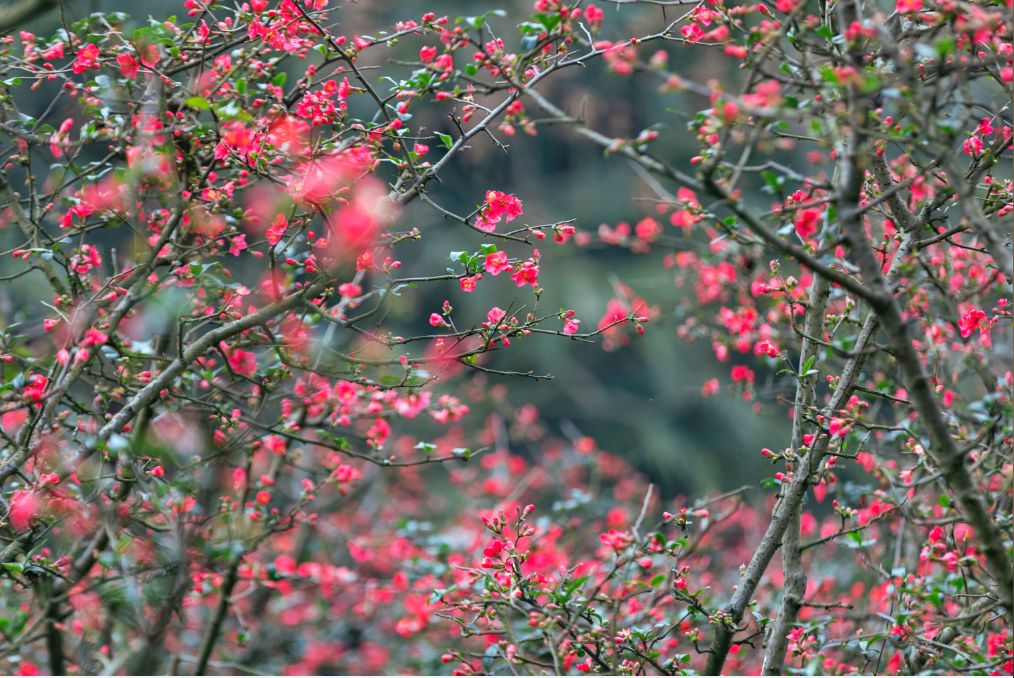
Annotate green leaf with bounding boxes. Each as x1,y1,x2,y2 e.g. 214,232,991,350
814,25,835,40
436,132,454,150
185,96,211,110
531,12,562,32
760,170,785,195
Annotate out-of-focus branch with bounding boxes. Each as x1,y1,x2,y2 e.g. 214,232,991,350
522,86,887,307
0,176,67,297
939,156,1013,281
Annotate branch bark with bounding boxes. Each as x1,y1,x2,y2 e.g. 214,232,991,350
836,67,1014,627
760,277,829,674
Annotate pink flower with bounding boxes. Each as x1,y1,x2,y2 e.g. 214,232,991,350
224,345,257,376
509,260,539,287
896,0,922,12
958,306,988,339
367,418,391,445
265,213,288,245
116,53,139,78
17,662,42,676
485,307,506,327
9,490,41,531
599,528,633,551
72,43,100,74
483,250,511,275
41,41,64,61
339,282,362,297
829,417,851,438
228,234,247,256
475,190,523,233
82,327,109,347
963,136,983,156
794,208,822,240
563,317,580,335
23,374,48,403
419,46,438,63
69,243,102,274
429,313,446,327
459,275,481,293
49,117,74,158
583,4,604,26
730,365,754,383
701,378,720,397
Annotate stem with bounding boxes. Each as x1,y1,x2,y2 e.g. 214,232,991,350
761,276,830,674
194,557,242,676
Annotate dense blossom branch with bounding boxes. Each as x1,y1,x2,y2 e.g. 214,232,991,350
0,0,1010,676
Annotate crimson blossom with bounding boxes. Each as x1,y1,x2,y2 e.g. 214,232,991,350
0,0,1011,676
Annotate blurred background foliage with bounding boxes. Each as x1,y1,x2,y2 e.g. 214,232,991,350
1,0,792,497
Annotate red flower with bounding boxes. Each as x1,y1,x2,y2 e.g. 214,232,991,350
958,306,987,339
419,46,437,63
265,213,289,246
72,43,100,74
475,190,523,232
583,4,604,27
23,374,48,403
116,53,139,78
509,260,539,288
794,208,822,240
223,345,257,377
83,327,109,347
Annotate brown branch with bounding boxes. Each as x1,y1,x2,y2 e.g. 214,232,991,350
761,276,830,675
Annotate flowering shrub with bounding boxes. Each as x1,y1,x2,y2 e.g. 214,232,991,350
0,0,1011,675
